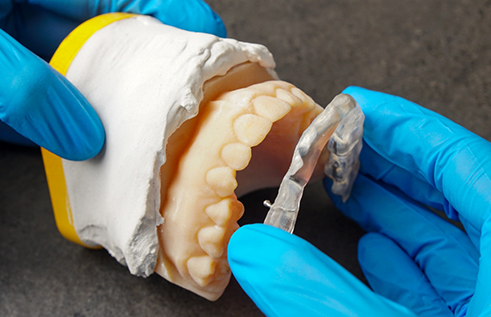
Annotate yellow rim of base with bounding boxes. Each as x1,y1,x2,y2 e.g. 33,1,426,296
42,13,137,248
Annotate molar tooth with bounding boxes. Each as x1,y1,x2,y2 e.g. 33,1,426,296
291,87,316,110
205,167,237,197
187,256,216,287
234,114,272,147
205,198,244,226
198,226,226,259
215,259,231,278
221,143,251,171
253,95,292,122
275,88,303,108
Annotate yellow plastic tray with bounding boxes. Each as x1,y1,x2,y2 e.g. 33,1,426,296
42,13,137,248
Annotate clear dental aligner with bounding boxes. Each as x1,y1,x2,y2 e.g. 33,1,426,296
264,94,364,233
58,14,362,301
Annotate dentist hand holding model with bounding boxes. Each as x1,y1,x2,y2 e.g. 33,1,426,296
0,0,226,159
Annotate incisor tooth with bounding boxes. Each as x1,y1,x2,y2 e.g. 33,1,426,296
187,256,216,287
253,95,292,122
205,167,237,197
233,114,272,147
291,87,316,110
221,143,251,171
198,226,226,259
205,198,244,226
275,88,303,107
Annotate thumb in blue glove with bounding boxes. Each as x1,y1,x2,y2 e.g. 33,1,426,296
229,86,491,316
228,224,416,317
1,0,226,160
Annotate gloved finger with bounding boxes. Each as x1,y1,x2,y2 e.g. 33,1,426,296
358,233,453,317
0,121,36,146
28,0,227,36
228,224,414,316
0,29,104,160
342,86,491,315
359,141,455,218
228,224,416,317
359,141,482,252
325,174,478,316
468,217,491,316
342,86,491,233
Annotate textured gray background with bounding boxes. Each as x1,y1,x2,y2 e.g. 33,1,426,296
1,1,491,316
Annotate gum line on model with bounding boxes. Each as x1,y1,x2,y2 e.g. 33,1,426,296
42,13,364,301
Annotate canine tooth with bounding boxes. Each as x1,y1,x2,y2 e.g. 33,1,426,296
187,256,216,287
253,95,292,122
221,143,251,171
291,87,316,110
234,114,272,147
205,167,237,197
198,226,226,259
275,88,303,108
205,198,244,226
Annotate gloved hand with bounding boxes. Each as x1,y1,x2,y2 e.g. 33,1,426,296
0,0,226,160
228,86,491,316
326,86,490,316
228,224,416,316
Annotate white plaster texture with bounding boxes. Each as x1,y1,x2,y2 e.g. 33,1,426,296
61,15,276,277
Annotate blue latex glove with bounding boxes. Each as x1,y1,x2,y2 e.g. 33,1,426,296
229,87,491,316
229,224,416,316
0,0,226,160
324,86,490,316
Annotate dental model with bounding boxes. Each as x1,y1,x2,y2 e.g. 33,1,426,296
156,78,325,298
42,13,363,301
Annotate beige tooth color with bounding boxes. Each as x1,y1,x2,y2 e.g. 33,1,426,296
253,96,292,122
156,80,323,300
198,226,227,259
186,256,217,287
220,143,252,171
233,114,273,147
205,198,244,227
275,88,303,107
205,167,237,198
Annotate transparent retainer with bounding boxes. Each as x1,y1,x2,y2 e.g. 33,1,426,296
263,93,364,233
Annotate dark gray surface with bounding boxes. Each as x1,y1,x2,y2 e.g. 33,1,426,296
1,1,490,316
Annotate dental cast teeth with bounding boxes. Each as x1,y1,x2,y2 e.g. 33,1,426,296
157,81,323,300
50,13,329,301
57,12,274,287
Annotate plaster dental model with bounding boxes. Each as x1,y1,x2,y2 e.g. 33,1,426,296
42,13,362,301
